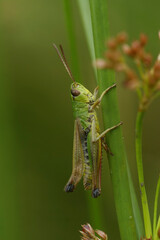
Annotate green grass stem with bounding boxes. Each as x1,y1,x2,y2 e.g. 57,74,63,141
83,0,143,239
135,111,152,238
155,216,160,240
153,176,160,239
63,0,80,81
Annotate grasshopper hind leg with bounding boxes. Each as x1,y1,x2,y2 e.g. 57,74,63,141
65,183,75,192
92,188,101,198
87,120,102,198
90,120,122,198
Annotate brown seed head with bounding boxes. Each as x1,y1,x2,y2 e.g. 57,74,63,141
95,32,160,108
124,78,139,90
148,73,157,86
141,53,152,67
114,63,126,71
81,224,95,238
131,40,141,56
105,50,121,63
154,71,160,81
156,81,160,90
80,231,89,239
126,69,137,80
82,224,94,234
107,38,118,49
95,230,108,240
124,69,139,89
94,59,108,69
80,224,108,240
153,62,160,81
154,61,160,71
122,44,132,55
157,54,160,62
139,34,148,46
116,32,128,44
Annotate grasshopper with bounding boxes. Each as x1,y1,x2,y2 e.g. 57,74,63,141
54,44,122,198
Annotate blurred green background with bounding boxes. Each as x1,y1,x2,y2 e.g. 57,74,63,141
0,0,160,239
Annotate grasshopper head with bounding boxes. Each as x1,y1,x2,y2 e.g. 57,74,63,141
71,82,93,102
53,44,93,102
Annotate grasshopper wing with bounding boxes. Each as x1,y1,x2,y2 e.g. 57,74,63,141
64,118,85,192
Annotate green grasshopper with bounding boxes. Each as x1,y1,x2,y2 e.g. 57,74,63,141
54,44,122,198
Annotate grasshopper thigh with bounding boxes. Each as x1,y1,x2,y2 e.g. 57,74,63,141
88,116,102,198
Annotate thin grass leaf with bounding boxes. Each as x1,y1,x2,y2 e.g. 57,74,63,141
127,162,145,239
136,112,152,238
63,0,80,81
155,216,160,240
77,0,95,61
153,176,160,239
86,0,142,239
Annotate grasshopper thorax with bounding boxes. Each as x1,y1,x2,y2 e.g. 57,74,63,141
71,82,93,103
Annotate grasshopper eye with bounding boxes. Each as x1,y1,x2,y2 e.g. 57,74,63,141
71,89,80,96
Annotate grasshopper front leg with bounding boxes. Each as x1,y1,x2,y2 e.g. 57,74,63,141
90,84,116,111
93,86,99,100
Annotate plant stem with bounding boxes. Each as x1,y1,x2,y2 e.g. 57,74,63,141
89,1,139,239
63,0,80,81
155,216,160,240
127,162,145,239
135,111,152,238
77,0,95,62
153,176,160,239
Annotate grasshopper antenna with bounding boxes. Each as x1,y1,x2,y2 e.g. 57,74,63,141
53,43,76,82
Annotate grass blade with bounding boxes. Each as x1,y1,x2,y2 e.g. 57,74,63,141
136,111,152,238
153,176,160,239
87,1,142,239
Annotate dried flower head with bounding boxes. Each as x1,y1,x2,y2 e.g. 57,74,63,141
95,230,108,240
80,223,108,240
139,33,148,46
116,32,128,44
94,31,160,111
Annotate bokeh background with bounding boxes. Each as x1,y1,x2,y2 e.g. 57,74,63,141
0,0,160,239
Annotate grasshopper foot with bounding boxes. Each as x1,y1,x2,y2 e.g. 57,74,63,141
92,188,101,198
64,183,75,192
102,139,114,156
